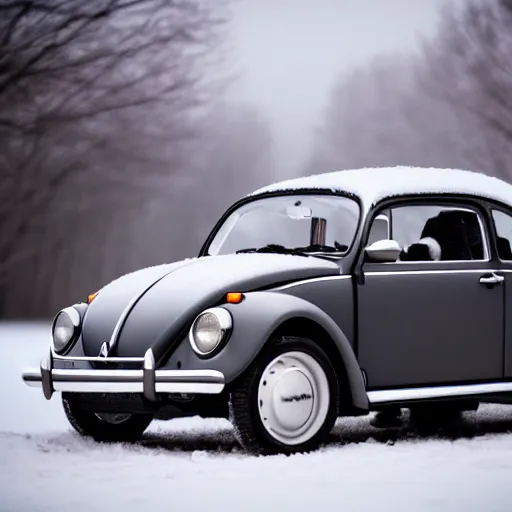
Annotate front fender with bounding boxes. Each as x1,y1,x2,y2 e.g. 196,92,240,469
165,291,368,411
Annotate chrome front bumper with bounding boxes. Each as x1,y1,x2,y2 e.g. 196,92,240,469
21,348,225,401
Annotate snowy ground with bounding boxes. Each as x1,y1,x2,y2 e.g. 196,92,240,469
1,323,512,512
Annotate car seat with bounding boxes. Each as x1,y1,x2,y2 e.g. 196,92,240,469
399,237,442,262
420,210,484,261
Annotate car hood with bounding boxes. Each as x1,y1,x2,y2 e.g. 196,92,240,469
81,253,341,359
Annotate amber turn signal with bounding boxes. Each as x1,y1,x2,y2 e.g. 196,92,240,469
87,291,99,304
226,292,244,304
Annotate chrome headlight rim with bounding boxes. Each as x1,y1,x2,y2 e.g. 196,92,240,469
51,306,81,355
188,307,232,358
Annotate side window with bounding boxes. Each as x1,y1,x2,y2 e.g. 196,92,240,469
392,206,446,249
492,210,512,260
369,204,488,262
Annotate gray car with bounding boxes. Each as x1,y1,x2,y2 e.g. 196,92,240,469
22,166,512,454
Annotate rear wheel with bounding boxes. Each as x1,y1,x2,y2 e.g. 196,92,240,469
408,402,476,433
229,336,339,455
62,394,153,442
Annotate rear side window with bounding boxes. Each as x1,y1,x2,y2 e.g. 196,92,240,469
492,210,512,260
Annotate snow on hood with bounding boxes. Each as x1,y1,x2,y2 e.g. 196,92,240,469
246,166,512,209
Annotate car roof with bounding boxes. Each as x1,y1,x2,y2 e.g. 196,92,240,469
247,166,512,209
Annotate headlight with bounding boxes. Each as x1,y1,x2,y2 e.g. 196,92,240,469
189,307,232,357
52,307,81,354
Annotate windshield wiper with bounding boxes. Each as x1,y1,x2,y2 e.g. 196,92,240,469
295,243,348,253
236,243,348,258
236,244,311,256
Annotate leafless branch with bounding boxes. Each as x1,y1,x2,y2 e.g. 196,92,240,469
0,0,230,317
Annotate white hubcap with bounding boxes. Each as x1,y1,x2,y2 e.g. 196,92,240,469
258,351,330,446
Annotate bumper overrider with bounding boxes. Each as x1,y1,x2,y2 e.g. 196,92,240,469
21,348,225,401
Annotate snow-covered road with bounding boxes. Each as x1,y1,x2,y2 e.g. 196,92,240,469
1,322,512,512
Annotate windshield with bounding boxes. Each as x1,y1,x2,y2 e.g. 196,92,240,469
207,194,360,257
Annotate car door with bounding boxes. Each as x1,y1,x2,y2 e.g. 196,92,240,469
490,206,512,379
356,200,504,389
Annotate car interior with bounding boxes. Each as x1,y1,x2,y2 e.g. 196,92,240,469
397,208,512,262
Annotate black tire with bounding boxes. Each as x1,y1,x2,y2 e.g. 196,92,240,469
62,394,153,443
229,335,339,455
409,403,465,434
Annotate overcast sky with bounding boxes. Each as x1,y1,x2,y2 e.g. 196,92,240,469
227,0,459,178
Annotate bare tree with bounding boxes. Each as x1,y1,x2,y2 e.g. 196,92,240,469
306,0,512,184
305,53,472,176
420,0,512,181
0,0,228,318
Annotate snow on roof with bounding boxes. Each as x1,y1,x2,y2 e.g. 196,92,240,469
247,166,512,209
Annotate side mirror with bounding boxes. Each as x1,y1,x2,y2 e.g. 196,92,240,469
364,239,401,263
368,214,390,245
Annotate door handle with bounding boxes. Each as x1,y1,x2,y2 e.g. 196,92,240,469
479,273,504,286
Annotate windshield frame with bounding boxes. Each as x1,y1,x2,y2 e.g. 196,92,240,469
199,189,363,259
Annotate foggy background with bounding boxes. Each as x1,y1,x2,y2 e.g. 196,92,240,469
1,0,510,319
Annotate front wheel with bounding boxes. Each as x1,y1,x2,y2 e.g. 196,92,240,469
62,394,153,443
229,336,339,455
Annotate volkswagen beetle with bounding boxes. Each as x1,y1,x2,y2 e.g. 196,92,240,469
22,166,512,454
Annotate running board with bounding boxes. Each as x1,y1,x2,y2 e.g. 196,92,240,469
367,381,512,405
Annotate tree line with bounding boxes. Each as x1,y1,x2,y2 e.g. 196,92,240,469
307,0,512,183
0,0,275,318
2,0,512,318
